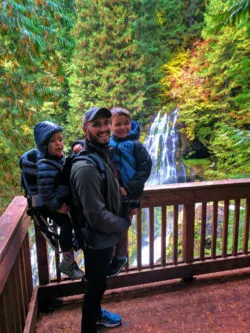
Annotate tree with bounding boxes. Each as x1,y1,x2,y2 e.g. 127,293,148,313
66,0,145,141
134,0,206,114
208,124,250,178
0,0,73,213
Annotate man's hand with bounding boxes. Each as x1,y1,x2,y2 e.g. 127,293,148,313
56,203,69,214
121,187,128,196
128,208,137,219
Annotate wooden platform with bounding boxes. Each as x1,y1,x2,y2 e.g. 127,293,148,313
35,268,250,333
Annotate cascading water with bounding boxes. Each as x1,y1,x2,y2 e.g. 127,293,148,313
145,109,186,185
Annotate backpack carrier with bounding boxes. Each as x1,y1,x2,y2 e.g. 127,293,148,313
20,149,107,250
20,148,59,250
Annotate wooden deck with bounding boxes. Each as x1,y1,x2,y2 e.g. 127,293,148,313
35,268,250,333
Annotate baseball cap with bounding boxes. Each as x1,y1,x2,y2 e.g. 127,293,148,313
82,106,112,126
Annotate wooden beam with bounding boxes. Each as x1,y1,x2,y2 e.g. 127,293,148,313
141,179,250,207
0,197,30,294
182,204,195,263
23,287,39,333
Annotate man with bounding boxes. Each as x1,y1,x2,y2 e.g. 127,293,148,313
70,106,131,333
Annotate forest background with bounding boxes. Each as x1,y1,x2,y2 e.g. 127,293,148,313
0,0,249,215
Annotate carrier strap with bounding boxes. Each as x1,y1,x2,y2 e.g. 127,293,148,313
72,153,106,182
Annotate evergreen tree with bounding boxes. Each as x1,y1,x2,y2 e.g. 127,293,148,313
134,0,206,114
0,0,73,213
202,0,250,129
67,0,145,140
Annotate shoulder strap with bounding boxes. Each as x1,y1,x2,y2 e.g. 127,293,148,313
73,153,108,201
73,153,106,181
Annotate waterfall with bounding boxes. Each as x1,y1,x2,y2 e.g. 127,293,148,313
144,109,186,185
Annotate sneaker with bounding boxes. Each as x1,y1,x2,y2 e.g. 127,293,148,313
58,260,84,280
107,256,127,278
96,308,121,327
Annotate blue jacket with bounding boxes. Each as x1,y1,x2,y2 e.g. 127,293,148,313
109,120,152,199
34,121,69,212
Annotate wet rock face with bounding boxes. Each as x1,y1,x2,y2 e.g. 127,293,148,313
182,137,210,159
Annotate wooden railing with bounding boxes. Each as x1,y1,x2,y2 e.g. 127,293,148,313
0,196,36,333
0,179,250,332
136,179,250,273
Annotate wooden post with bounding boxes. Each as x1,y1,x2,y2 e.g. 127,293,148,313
182,204,195,263
161,205,166,266
173,205,179,264
136,209,142,270
243,198,250,254
34,225,49,285
149,206,154,268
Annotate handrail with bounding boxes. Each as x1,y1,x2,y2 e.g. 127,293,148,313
0,196,34,333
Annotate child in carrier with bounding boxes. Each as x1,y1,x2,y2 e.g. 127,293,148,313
33,121,84,280
73,107,152,277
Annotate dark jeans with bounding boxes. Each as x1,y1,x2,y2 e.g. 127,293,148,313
82,247,113,333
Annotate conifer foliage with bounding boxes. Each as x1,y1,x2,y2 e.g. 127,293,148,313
67,0,145,139
0,0,72,212
134,0,206,112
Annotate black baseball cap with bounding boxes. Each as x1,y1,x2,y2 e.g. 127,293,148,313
82,106,111,126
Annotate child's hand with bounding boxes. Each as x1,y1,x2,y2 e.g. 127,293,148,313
128,208,137,219
56,203,69,214
73,144,83,153
121,187,128,196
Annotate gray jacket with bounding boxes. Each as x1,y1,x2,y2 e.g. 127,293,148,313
70,140,130,249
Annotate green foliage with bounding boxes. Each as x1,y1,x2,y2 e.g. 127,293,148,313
128,219,137,264
205,124,250,178
160,0,250,178
161,46,217,144
66,0,145,142
0,0,73,214
134,0,206,114
203,0,250,33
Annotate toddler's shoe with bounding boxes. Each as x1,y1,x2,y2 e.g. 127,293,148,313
58,260,84,280
107,256,127,278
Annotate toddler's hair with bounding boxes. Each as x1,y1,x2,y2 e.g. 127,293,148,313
111,107,131,118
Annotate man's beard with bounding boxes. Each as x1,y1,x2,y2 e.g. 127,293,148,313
88,132,110,148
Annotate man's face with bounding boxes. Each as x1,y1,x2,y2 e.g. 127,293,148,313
84,116,111,145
